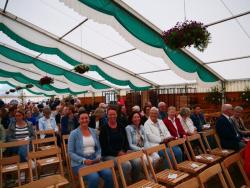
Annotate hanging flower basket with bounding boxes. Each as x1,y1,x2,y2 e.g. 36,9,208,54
205,87,222,105
162,20,211,52
26,84,34,89
74,64,89,74
9,89,16,93
5,91,9,95
39,76,54,85
15,86,23,91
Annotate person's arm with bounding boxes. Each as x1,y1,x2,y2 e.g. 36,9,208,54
61,116,67,135
68,132,86,164
38,118,45,138
125,126,141,151
51,118,58,132
92,129,101,160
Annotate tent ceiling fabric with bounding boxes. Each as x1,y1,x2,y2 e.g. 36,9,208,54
0,0,249,96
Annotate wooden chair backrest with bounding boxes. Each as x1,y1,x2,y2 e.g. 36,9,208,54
78,160,119,188
221,153,250,188
116,150,150,188
145,144,173,182
35,129,55,139
0,140,29,158
198,164,228,188
168,138,192,168
202,129,221,151
32,137,57,151
175,177,200,188
28,148,63,181
187,134,207,159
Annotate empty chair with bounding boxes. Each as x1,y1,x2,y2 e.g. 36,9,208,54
198,163,228,188
0,155,21,187
116,150,164,188
202,129,234,157
186,133,221,164
168,138,207,174
221,153,250,188
78,160,119,188
32,136,57,151
28,147,64,181
175,177,200,188
35,129,55,139
145,144,189,187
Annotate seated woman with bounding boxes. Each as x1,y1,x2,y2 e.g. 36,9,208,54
164,106,187,139
99,107,141,182
89,107,106,135
68,112,113,188
144,107,183,167
125,111,160,165
6,110,34,162
38,107,58,138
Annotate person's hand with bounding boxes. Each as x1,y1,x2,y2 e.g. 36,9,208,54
183,135,187,140
93,158,101,164
84,159,94,165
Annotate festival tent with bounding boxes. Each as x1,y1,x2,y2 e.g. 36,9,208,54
0,0,249,97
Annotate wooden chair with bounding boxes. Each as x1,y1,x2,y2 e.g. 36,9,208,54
175,177,200,188
18,174,69,188
35,129,56,139
202,129,234,157
32,137,57,152
78,160,119,188
116,150,164,188
145,144,189,186
62,135,75,184
28,147,64,181
0,155,21,187
186,133,221,164
168,138,207,174
221,153,250,188
198,163,228,188
0,140,30,185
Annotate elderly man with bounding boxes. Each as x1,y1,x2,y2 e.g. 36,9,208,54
158,102,167,120
216,104,245,151
231,106,250,138
144,107,183,167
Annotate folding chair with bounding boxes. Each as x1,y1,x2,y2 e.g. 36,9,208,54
186,133,221,164
198,163,228,188
32,136,57,152
145,144,189,186
0,155,21,187
116,150,164,188
168,138,207,174
62,135,75,184
221,153,250,188
175,177,200,188
35,129,55,140
0,140,30,185
28,147,64,180
202,129,234,157
78,160,119,188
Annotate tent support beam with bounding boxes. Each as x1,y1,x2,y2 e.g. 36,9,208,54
206,55,250,64
205,11,250,27
102,48,136,59
136,69,170,75
59,18,88,40
3,0,9,13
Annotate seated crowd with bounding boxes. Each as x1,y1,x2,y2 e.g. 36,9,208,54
0,98,249,188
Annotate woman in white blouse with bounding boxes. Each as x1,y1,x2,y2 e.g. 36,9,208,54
144,107,183,167
177,107,197,135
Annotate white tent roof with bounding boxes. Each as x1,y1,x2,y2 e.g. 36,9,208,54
0,0,249,96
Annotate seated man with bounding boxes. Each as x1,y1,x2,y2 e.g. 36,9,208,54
216,104,245,151
231,106,250,138
190,105,207,132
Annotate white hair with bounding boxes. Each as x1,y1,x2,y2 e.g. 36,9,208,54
150,107,159,113
221,104,233,113
158,102,166,108
132,105,140,112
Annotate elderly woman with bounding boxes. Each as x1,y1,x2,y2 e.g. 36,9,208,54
144,107,183,166
99,107,141,182
125,111,159,165
6,110,34,162
89,107,106,134
38,107,58,138
177,107,197,135
68,112,113,188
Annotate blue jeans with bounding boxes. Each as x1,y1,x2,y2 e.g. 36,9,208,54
8,145,28,162
72,164,113,188
159,146,183,169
